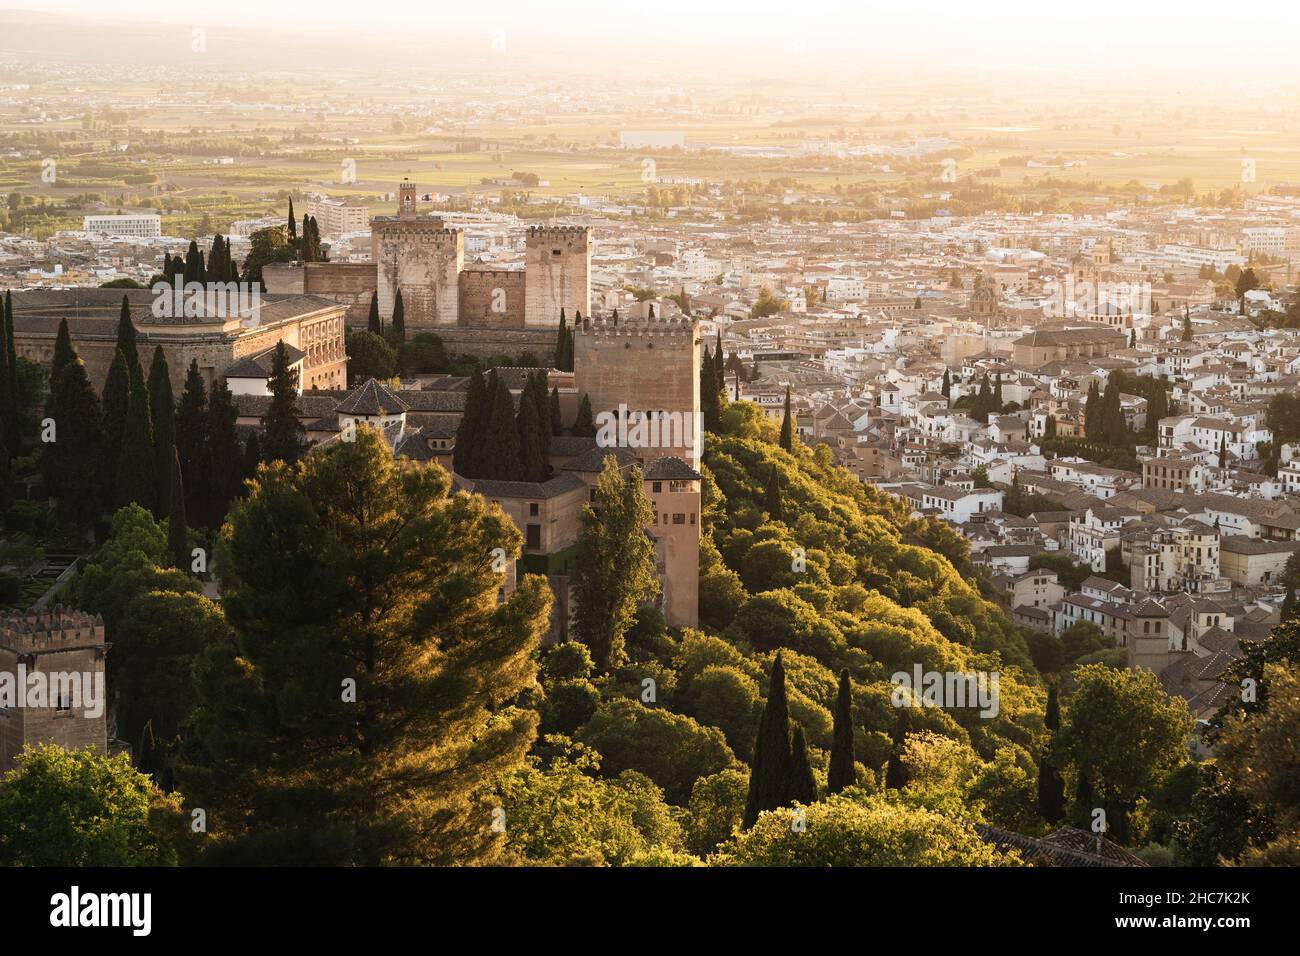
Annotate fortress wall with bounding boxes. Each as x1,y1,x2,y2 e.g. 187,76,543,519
458,269,527,327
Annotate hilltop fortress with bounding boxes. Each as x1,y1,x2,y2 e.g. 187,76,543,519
264,181,591,348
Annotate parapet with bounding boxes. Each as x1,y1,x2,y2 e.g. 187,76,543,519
526,225,591,243
0,605,107,654
577,312,697,342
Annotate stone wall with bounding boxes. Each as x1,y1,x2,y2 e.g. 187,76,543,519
263,262,377,327
458,269,526,327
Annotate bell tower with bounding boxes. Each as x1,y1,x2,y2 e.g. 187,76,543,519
398,179,417,221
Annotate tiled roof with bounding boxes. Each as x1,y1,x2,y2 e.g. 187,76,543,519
335,378,410,416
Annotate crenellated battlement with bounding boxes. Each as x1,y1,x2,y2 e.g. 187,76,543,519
526,225,590,240
0,605,106,653
578,312,698,342
373,222,461,241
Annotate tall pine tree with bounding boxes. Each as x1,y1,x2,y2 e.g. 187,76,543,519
48,357,104,528
101,348,132,503
201,378,244,528
260,341,306,466
778,386,795,451
167,450,188,571
1037,682,1067,825
453,370,488,477
147,347,176,520
175,359,208,521
827,668,856,794
786,723,817,805
743,652,794,829
390,289,406,346
480,369,522,481
114,364,156,512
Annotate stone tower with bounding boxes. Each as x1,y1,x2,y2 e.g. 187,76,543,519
398,178,417,221
524,226,591,328
573,311,702,467
371,203,463,328
0,606,109,774
573,311,701,628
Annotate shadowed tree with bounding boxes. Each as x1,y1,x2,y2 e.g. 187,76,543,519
827,669,856,794
260,342,306,466
778,386,795,451
114,365,156,512
179,426,552,864
743,652,793,829
147,347,176,519
571,456,658,672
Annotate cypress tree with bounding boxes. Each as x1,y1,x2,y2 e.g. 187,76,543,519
549,386,563,436
700,344,721,431
1084,380,1100,438
481,370,522,481
101,348,131,500
0,295,10,448
167,449,188,571
208,235,225,282
516,392,546,483
993,372,1003,409
260,341,306,466
183,240,205,284
713,333,726,402
778,386,794,451
48,357,104,528
300,214,312,260
367,292,382,335
884,708,911,790
137,720,169,790
453,371,488,477
1282,584,1297,622
554,310,568,370
786,724,817,805
114,364,156,512
202,378,244,528
572,393,595,437
827,668,856,794
1,291,18,451
114,294,139,371
531,371,550,466
1037,682,1067,825
175,359,207,521
974,372,991,423
1074,770,1096,829
147,346,176,519
763,463,783,521
287,198,297,242
743,651,794,829
941,368,951,399
391,289,406,345
49,318,75,394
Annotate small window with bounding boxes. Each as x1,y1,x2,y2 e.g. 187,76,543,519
529,503,539,517
652,481,662,493
56,692,72,712
673,513,686,525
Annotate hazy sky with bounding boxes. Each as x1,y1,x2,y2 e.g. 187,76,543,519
5,0,1300,86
